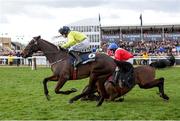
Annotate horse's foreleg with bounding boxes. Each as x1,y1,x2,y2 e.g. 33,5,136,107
138,77,169,100
96,80,109,106
69,74,97,104
43,75,58,100
69,85,94,103
81,85,99,101
54,77,77,95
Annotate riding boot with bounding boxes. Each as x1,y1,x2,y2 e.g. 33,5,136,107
69,51,82,67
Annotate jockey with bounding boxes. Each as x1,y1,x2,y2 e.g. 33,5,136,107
58,26,90,66
107,43,133,61
107,43,134,86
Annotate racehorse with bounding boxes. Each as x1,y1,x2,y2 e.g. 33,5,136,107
21,36,134,106
81,65,169,102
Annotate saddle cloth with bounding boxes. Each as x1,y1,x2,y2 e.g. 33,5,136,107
70,52,96,65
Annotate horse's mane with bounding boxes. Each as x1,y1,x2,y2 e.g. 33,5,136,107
39,38,59,50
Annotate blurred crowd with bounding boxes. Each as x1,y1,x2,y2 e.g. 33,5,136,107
101,40,180,56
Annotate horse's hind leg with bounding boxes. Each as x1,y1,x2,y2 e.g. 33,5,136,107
69,74,97,104
157,78,169,100
96,79,109,106
138,77,169,100
81,85,99,101
69,84,95,103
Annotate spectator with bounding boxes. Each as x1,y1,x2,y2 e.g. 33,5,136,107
16,51,21,66
8,53,13,66
28,57,32,66
142,51,149,65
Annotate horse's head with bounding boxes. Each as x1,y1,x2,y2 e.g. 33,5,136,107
22,36,41,58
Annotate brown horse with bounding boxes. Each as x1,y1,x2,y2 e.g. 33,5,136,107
81,65,169,101
21,36,134,106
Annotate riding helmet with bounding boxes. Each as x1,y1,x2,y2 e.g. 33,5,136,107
58,26,70,35
108,43,118,50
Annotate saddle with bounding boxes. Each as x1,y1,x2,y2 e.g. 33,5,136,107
69,51,96,80
69,51,96,66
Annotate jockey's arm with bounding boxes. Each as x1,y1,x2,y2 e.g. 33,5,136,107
61,35,76,48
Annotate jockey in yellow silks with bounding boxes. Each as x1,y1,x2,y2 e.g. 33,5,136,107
58,26,90,66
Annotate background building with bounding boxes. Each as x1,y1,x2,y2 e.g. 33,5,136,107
0,37,11,49
0,33,25,55
53,17,180,54
101,24,180,43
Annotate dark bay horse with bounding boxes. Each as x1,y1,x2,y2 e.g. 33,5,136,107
81,65,169,102
21,36,134,106
149,53,175,69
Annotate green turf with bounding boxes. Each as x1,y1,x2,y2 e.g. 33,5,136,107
0,66,180,120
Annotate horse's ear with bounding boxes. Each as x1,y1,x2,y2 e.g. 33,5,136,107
33,35,41,40
37,35,41,40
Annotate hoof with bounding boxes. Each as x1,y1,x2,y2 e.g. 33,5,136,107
46,95,51,101
115,98,124,102
81,95,100,101
96,103,102,107
163,94,169,100
71,88,77,92
160,93,169,100
69,99,74,104
96,101,103,107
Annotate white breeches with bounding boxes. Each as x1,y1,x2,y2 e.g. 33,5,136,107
69,38,90,52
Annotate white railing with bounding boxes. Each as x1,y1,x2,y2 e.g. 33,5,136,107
0,56,49,66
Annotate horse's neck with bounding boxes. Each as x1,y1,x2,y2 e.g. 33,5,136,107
39,40,67,63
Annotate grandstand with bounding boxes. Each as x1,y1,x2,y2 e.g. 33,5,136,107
101,24,180,56
101,24,180,43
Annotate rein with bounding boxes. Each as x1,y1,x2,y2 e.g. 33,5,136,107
43,51,61,54
50,57,66,66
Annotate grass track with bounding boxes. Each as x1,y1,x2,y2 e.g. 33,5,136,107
0,66,180,120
